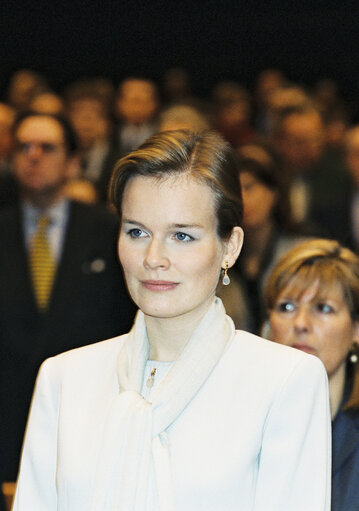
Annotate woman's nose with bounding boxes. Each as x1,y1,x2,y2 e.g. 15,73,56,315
293,306,312,333
143,239,170,270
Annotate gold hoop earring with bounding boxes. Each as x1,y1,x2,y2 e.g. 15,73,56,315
349,341,359,364
222,261,230,286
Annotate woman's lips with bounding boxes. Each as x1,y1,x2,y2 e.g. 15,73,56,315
141,280,179,292
292,343,316,354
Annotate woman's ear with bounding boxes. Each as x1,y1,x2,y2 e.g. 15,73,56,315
223,226,244,268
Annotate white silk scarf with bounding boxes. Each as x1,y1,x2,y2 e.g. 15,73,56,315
90,297,235,510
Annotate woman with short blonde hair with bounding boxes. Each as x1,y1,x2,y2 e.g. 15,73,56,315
265,238,359,511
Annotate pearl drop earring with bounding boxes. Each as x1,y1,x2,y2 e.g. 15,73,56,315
222,261,230,286
350,342,359,364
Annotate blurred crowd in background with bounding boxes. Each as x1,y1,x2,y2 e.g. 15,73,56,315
2,65,359,509
2,66,359,333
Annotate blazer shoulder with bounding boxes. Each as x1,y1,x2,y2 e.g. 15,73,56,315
40,333,129,381
231,329,326,379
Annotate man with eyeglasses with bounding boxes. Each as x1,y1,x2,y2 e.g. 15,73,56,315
0,112,136,494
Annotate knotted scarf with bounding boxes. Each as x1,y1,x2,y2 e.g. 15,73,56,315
90,297,235,510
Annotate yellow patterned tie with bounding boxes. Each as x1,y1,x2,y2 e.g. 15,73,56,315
29,215,56,312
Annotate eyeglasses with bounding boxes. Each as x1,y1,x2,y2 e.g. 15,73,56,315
15,141,65,155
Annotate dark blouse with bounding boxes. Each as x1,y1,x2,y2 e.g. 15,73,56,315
331,371,359,511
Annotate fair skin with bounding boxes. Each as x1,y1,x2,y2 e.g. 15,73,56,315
118,174,243,362
269,280,359,379
12,116,72,209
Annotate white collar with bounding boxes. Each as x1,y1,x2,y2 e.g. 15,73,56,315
90,297,235,511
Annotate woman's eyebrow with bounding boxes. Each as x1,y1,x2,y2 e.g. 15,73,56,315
122,219,146,228
122,220,204,230
169,223,204,229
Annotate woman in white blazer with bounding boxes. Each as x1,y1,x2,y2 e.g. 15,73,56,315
13,130,331,511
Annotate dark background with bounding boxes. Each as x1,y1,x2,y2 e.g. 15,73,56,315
1,0,359,99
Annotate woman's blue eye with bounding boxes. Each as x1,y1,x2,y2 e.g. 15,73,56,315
317,303,333,314
128,228,144,238
277,302,295,313
174,232,193,242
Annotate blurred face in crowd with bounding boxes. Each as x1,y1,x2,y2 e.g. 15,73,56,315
276,111,324,171
325,117,347,150
345,127,359,188
118,174,242,322
12,116,70,204
68,98,110,150
8,70,45,111
0,103,15,160
218,99,250,128
255,69,284,108
240,171,277,231
314,79,338,111
269,280,358,378
267,87,308,115
159,105,210,132
116,79,158,125
163,67,191,101
30,92,65,116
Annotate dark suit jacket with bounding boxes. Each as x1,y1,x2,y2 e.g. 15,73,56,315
329,189,359,252
332,407,359,511
0,200,136,482
301,150,353,242
0,173,18,210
